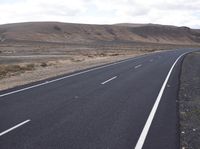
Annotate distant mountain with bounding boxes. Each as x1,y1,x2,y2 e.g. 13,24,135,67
0,22,200,45
114,23,176,28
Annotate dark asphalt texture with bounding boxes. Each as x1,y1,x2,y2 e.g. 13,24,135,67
0,49,198,149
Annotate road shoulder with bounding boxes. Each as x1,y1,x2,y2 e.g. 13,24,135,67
179,52,200,149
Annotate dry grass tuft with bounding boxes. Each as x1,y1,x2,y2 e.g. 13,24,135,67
0,64,35,78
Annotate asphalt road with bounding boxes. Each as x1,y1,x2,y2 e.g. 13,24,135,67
0,49,198,149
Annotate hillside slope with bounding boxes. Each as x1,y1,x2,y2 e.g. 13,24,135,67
0,22,200,45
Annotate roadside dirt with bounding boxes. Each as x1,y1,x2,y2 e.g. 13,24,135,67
1,39,185,91
0,52,145,91
179,52,200,149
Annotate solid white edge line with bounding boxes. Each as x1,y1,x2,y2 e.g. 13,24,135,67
134,52,189,149
0,119,30,137
0,55,146,98
101,76,117,85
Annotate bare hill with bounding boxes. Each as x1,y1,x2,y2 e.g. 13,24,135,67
0,22,200,45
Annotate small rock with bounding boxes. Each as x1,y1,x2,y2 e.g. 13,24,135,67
181,131,185,134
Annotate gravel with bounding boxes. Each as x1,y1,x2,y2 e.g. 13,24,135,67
179,52,200,149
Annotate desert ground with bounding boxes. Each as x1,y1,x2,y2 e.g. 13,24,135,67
0,41,168,90
0,22,200,90
1,39,199,91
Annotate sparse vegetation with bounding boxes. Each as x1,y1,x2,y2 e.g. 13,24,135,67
105,27,116,36
70,57,85,62
110,53,120,56
40,62,48,67
0,64,35,78
53,25,61,31
96,32,102,36
26,64,35,70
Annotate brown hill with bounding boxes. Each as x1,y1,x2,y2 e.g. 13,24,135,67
0,22,200,45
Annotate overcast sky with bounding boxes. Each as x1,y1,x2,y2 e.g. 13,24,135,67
0,0,199,28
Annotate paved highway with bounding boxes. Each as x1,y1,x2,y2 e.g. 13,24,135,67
0,49,197,149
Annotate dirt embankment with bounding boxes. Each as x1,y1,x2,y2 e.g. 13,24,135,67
179,52,200,149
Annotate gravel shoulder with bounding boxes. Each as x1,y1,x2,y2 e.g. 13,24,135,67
179,52,200,149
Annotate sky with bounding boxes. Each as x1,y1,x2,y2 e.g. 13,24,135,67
0,0,200,28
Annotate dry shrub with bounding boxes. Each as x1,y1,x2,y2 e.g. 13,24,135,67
0,64,35,78
40,62,48,67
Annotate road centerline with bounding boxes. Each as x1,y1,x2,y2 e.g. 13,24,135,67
134,64,142,69
0,55,147,98
0,119,30,137
101,76,117,85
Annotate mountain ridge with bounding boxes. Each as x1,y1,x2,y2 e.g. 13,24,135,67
0,22,200,45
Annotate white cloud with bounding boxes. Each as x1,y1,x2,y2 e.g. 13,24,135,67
0,0,199,28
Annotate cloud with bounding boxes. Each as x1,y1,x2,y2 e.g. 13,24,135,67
0,0,199,28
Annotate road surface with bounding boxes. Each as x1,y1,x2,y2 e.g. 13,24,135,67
0,49,197,149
